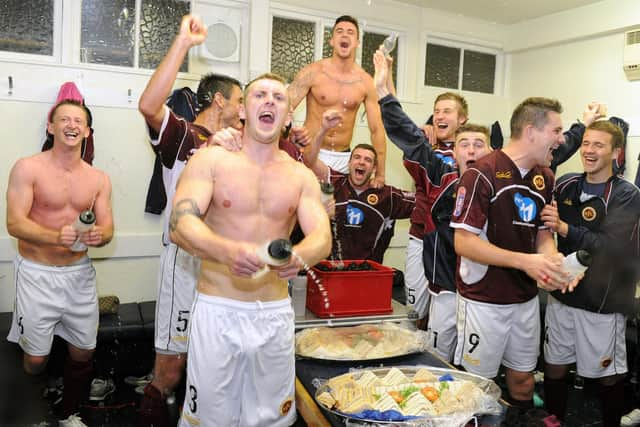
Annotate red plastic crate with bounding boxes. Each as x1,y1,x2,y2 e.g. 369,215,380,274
306,260,394,318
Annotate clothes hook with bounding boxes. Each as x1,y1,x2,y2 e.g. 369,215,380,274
8,76,13,95
127,88,132,103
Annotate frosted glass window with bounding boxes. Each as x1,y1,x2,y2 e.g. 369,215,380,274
139,0,190,71
270,17,315,83
425,43,460,89
81,0,136,66
462,50,496,94
81,0,188,69
0,0,54,55
362,32,398,89
322,27,332,59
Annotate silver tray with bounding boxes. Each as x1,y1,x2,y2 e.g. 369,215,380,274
314,366,502,426
295,324,426,362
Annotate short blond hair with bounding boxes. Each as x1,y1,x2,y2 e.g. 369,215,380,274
434,92,468,120
243,72,288,105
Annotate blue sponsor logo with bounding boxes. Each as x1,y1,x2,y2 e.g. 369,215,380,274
514,192,536,222
435,153,455,166
346,205,364,225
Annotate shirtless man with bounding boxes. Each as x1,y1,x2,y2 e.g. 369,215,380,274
170,73,331,427
6,99,113,427
137,15,243,426
289,15,387,187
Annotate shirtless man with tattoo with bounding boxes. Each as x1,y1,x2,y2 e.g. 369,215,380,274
288,15,387,187
170,73,331,427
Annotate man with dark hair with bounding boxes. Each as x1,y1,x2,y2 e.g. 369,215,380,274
137,15,243,426
170,73,331,427
450,97,581,415
6,99,113,427
306,114,415,262
540,120,640,427
289,15,388,187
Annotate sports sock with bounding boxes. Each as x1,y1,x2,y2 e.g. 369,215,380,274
599,379,624,427
138,383,170,427
543,376,568,421
61,358,93,419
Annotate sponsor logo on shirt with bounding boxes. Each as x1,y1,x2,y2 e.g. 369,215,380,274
562,198,573,206
601,357,612,368
367,194,379,205
453,187,466,217
532,174,545,191
435,152,455,166
514,192,537,223
346,205,364,226
496,171,512,179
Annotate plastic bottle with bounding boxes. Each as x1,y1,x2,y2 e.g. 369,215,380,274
70,210,96,252
562,250,592,281
380,32,398,56
252,239,293,279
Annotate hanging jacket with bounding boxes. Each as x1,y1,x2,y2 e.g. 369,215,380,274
144,87,197,214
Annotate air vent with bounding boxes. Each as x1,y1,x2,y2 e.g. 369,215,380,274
626,30,640,45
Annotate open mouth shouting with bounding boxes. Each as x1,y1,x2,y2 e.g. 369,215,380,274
258,111,275,125
353,167,367,179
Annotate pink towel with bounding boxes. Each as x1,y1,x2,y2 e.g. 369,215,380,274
43,82,94,164
48,82,84,121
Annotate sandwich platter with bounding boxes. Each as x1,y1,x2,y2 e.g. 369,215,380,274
296,323,427,361
314,366,502,427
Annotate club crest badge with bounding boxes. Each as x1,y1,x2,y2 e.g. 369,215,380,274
367,194,379,205
280,397,293,415
582,206,597,222
533,175,545,191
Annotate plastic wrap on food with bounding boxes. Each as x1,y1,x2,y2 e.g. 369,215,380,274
313,366,502,427
296,322,429,360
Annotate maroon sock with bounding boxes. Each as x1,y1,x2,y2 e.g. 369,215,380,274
544,377,568,421
61,358,93,419
138,383,169,427
599,380,625,427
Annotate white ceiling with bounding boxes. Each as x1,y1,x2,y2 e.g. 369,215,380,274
392,0,604,24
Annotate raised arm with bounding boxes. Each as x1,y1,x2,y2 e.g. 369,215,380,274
6,159,62,246
304,109,342,180
288,63,316,112
363,72,387,188
138,15,207,132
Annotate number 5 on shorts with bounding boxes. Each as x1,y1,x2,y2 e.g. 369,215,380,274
176,310,189,332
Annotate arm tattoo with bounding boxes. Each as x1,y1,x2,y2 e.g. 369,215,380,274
289,69,316,102
169,199,202,231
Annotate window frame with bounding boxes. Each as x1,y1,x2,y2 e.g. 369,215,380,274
422,33,503,96
269,3,407,98
0,0,200,79
0,0,63,64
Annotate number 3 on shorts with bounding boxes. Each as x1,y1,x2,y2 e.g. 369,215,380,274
188,385,198,413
